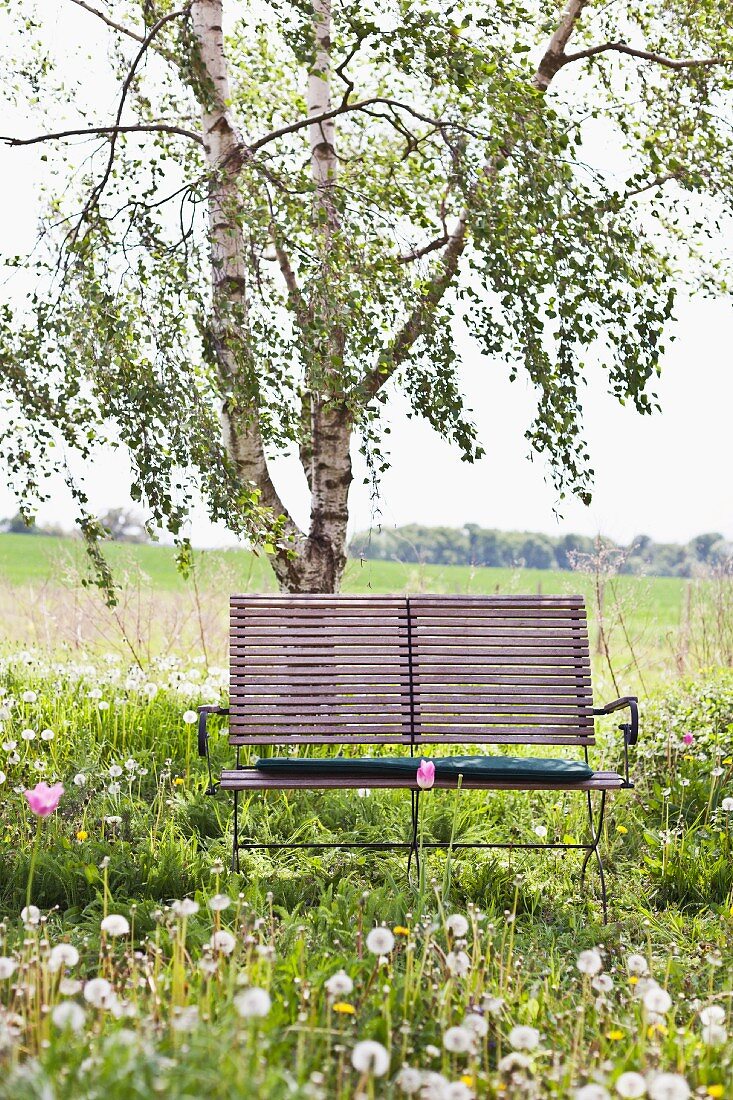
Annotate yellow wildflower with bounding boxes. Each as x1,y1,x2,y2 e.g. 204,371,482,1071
393,926,410,936
683,754,694,761
723,757,732,765
607,1030,624,1041
616,825,628,835
76,829,88,842
174,777,184,786
333,1002,356,1015
460,1076,475,1087
707,1086,724,1098
629,976,639,986
647,1022,668,1038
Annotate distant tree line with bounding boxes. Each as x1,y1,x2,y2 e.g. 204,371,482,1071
0,508,149,544
349,526,733,578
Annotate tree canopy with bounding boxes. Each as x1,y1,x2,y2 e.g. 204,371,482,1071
1,0,731,592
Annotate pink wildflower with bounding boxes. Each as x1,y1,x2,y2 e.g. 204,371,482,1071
416,759,435,790
682,733,694,747
24,781,64,817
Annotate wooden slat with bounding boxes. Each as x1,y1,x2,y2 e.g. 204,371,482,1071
229,735,594,746
220,768,621,791
229,726,594,741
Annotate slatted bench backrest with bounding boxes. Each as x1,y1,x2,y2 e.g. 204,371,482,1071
228,594,594,749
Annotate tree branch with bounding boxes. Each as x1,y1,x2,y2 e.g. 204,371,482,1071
67,0,178,63
1,124,203,147
561,41,733,72
76,6,191,226
358,0,592,401
248,97,479,155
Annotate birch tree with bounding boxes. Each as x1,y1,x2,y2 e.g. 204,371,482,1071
1,0,732,592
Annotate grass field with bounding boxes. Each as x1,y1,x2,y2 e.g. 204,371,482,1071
0,535,732,1095
0,532,698,697
0,655,732,1097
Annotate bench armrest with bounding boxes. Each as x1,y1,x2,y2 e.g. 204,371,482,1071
198,705,229,757
592,697,639,745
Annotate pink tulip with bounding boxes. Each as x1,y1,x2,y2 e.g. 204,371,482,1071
416,759,435,790
683,733,694,747
24,781,64,817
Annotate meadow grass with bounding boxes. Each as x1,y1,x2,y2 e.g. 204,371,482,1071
0,533,698,695
0,652,732,1097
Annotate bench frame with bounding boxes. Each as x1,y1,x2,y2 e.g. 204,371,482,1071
199,596,639,923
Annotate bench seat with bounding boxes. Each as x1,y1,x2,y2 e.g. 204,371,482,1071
220,767,626,792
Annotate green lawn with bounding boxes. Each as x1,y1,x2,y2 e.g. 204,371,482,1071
0,533,685,633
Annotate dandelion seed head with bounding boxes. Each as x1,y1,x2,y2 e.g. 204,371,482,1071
51,1002,86,1032
365,927,394,956
446,914,468,938
577,949,603,976
351,1039,389,1077
508,1025,539,1051
100,914,129,937
443,1025,473,1053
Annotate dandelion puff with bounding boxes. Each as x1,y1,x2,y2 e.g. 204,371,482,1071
208,893,231,912
21,905,40,926
701,1023,727,1046
21,729,36,741
100,914,130,937
325,970,354,998
210,930,236,955
73,773,87,787
699,1005,726,1026
576,1087,610,1100
83,977,114,1008
482,994,504,1015
534,825,548,838
396,1066,422,1093
443,1026,474,1054
721,797,733,812
446,950,471,977
592,974,614,993
234,987,271,1018
463,1012,488,1038
108,765,123,779
182,710,197,725
647,1074,690,1100
22,691,37,704
0,772,5,786
626,954,649,976
171,899,200,917
616,1074,647,1098
577,949,603,976
643,986,672,1015
40,729,54,742
498,1053,531,1072
48,944,80,972
351,1039,389,1077
445,1083,474,1100
59,978,82,996
365,927,395,956
508,1025,539,1051
0,957,16,980
446,914,469,938
51,1002,86,1032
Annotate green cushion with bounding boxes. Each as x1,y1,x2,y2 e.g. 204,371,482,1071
254,755,593,783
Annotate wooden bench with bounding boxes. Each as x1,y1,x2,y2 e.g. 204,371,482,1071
199,594,638,920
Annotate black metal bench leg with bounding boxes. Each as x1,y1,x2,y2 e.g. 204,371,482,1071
231,789,240,873
407,789,420,884
580,790,608,923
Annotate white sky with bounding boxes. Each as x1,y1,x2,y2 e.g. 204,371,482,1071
1,3,732,548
